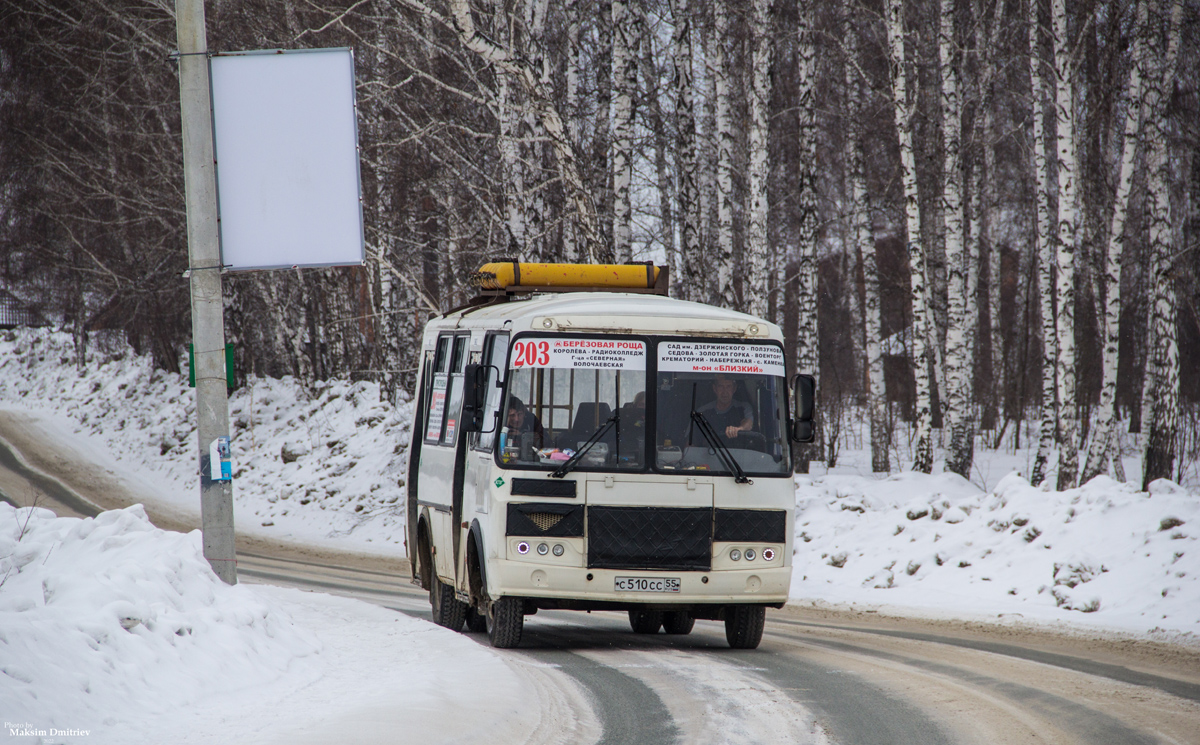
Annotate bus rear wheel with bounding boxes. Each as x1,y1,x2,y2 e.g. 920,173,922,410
430,577,466,632
662,611,695,635
628,610,664,634
487,597,524,648
724,605,765,649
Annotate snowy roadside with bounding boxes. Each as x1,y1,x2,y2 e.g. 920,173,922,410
0,330,412,557
0,503,591,745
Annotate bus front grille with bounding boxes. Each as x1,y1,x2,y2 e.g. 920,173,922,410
587,506,712,571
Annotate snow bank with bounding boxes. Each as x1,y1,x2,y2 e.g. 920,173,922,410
0,504,570,744
0,503,321,739
0,329,413,554
792,471,1200,637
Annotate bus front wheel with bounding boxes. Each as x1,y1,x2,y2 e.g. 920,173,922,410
487,596,524,648
724,605,765,649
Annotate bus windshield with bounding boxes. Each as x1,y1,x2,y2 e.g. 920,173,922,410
497,336,789,476
500,336,647,470
653,341,790,476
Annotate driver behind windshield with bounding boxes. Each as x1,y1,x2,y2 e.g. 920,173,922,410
695,373,753,442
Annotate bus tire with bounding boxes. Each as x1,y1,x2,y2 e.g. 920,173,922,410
662,610,695,635
487,596,524,648
430,577,466,632
465,606,488,633
628,610,663,634
724,605,765,649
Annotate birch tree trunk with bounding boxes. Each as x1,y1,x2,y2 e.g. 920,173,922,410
714,0,737,309
1030,0,1057,487
498,67,527,255
1142,0,1183,489
846,1,887,473
886,0,934,473
795,0,821,472
672,0,701,302
1051,0,1080,491
641,11,676,281
523,0,550,262
699,11,719,302
746,0,772,318
941,0,973,478
563,0,583,262
1081,0,1148,484
611,0,636,263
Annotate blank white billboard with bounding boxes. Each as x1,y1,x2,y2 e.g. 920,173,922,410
210,48,364,270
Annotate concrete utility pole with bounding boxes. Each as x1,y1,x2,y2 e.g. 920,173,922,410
175,0,237,584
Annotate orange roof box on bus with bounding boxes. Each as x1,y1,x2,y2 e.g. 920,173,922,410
469,261,669,297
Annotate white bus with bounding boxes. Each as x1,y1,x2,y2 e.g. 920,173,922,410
406,263,814,649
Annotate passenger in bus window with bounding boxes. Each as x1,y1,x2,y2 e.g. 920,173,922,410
506,396,545,449
698,374,753,441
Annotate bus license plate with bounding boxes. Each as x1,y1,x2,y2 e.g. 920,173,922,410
615,577,681,593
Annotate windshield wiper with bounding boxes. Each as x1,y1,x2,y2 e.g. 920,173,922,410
551,411,619,478
690,410,752,484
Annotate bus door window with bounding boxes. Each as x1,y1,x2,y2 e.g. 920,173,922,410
440,335,470,446
476,332,510,452
423,336,452,444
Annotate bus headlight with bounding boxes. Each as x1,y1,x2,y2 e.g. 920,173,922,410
762,548,775,561
744,548,756,561
537,543,549,555
516,541,530,555
552,544,565,557
730,549,741,561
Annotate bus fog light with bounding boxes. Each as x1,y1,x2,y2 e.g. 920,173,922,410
744,549,756,561
552,544,565,557
537,543,549,555
516,541,530,555
762,548,775,561
729,549,741,561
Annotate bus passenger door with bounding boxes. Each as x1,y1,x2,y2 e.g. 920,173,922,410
416,333,469,582
459,332,509,590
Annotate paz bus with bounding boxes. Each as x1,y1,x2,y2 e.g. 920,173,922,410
405,262,815,648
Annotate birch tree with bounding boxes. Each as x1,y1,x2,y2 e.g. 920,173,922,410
1051,0,1080,491
1081,0,1148,484
714,0,737,309
1029,0,1057,487
611,0,636,263
1142,0,1184,489
845,0,888,473
887,0,935,473
795,0,821,471
672,0,701,302
746,0,772,318
941,0,974,477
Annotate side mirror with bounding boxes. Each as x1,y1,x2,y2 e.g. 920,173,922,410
790,373,815,443
461,364,485,433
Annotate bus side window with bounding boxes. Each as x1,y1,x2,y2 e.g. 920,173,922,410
439,335,471,446
423,336,453,445
476,333,510,451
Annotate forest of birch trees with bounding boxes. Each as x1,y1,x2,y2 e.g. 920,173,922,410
1,0,1197,487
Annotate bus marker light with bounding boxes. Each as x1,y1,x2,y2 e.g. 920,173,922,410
517,541,530,555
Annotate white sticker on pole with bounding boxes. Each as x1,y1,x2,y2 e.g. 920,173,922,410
658,342,786,377
510,338,646,370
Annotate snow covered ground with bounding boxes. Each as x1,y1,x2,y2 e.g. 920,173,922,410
0,503,587,745
1,328,1198,743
